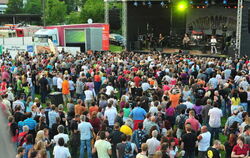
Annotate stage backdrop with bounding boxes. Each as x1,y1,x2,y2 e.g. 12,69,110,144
186,7,237,35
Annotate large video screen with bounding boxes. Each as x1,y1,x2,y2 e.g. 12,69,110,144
65,29,86,43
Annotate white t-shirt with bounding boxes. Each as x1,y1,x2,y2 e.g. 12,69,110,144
104,107,117,126
106,86,114,96
53,146,71,158
208,107,223,128
53,133,69,146
94,139,112,158
57,77,63,89
198,131,211,151
85,90,94,101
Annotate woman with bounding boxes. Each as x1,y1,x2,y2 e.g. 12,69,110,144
35,116,48,132
89,111,101,134
26,97,34,113
182,86,191,102
168,138,180,158
22,134,33,158
120,95,127,109
123,103,131,122
231,92,241,113
231,136,249,158
224,133,236,158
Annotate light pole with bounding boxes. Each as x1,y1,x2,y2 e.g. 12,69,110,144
43,0,46,26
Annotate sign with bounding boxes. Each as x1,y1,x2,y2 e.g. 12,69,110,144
102,24,110,51
27,45,34,53
3,45,27,58
36,45,51,54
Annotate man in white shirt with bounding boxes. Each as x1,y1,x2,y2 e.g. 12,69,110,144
13,96,25,112
53,125,69,146
53,138,71,158
208,103,222,144
106,84,114,96
93,131,112,158
56,73,63,92
183,97,194,109
146,130,160,157
210,36,217,54
104,103,117,128
141,81,150,92
197,126,211,157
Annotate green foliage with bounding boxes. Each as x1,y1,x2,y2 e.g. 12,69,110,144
45,0,67,25
5,0,23,14
24,0,42,14
80,0,104,23
65,12,81,24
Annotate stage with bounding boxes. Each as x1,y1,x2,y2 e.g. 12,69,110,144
133,48,230,58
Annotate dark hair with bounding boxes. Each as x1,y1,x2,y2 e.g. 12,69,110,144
26,112,32,118
99,131,106,140
121,134,127,141
26,134,33,145
17,146,24,154
138,122,143,129
58,137,65,146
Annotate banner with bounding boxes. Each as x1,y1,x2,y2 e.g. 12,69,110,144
102,24,110,51
0,45,2,55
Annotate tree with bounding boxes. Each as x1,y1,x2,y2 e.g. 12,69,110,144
45,0,67,25
65,12,80,24
5,0,23,14
80,0,104,23
24,0,42,14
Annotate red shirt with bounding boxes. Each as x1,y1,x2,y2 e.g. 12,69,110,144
134,76,141,87
232,144,249,156
185,117,200,131
94,75,101,82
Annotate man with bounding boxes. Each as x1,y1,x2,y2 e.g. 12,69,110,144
185,110,200,132
201,99,213,126
53,125,69,146
240,125,250,146
56,73,63,92
93,131,112,158
39,74,49,103
224,110,242,135
130,104,146,130
74,99,86,116
106,82,114,96
143,116,160,135
146,130,160,157
206,140,223,158
208,102,223,144
208,74,218,89
210,36,217,54
23,112,37,135
115,109,124,127
104,102,117,129
18,125,29,146
132,122,147,152
176,109,188,139
13,96,25,112
69,114,80,158
116,134,128,158
16,147,25,158
181,124,197,158
136,143,148,158
62,77,71,105
48,105,59,128
76,78,84,101
197,126,211,158
78,115,94,158
53,138,71,158
239,87,248,112
109,123,123,158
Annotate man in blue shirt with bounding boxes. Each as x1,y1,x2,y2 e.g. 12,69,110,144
130,104,146,130
23,112,37,135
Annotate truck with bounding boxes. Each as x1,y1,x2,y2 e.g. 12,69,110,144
15,25,44,37
34,23,110,51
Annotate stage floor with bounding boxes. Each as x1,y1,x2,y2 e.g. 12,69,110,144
133,48,229,58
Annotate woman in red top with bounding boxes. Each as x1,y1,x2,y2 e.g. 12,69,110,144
231,136,249,158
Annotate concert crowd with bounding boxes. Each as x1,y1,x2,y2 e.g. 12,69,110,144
1,50,250,158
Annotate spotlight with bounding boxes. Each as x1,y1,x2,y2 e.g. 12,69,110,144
227,6,230,8
148,1,152,7
134,1,138,6
190,1,193,4
223,0,227,4
202,6,205,8
234,6,237,8
197,6,200,8
160,1,165,7
177,1,188,11
204,0,208,4
142,1,146,5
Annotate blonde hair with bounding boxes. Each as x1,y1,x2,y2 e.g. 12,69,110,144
35,130,45,143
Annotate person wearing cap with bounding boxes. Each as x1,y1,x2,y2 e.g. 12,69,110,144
224,110,242,135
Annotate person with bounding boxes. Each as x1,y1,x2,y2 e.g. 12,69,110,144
16,146,25,158
197,126,211,158
136,143,148,158
175,109,188,139
231,136,249,158
120,119,133,136
22,134,33,158
208,102,223,144
224,133,237,158
53,125,69,146
183,33,190,49
74,99,86,116
109,123,123,158
146,130,160,157
104,102,117,129
181,124,197,158
23,112,37,136
116,134,128,158
224,110,242,135
185,110,200,132
132,122,147,152
48,105,59,128
93,131,112,158
130,104,146,130
62,76,71,105
206,140,223,158
53,138,71,158
210,36,217,54
78,115,94,158
201,99,213,126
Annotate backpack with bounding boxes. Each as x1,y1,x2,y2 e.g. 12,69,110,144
178,115,187,130
124,142,133,158
18,133,28,146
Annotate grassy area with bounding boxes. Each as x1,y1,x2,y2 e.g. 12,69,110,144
110,44,123,52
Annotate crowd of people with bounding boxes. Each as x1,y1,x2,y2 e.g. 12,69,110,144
0,50,250,158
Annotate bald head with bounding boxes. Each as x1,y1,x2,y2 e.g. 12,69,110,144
151,116,156,122
201,126,208,133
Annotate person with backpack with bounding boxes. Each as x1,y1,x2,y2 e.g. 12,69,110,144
132,122,147,153
116,134,133,158
18,125,29,146
175,109,188,139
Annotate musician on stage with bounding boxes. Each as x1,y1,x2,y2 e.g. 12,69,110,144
158,33,165,48
182,33,190,49
210,36,217,54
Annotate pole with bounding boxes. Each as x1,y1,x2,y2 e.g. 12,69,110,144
122,0,127,50
105,1,109,24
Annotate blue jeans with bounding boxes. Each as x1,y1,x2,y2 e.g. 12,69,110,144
183,150,195,158
80,139,92,158
240,102,248,112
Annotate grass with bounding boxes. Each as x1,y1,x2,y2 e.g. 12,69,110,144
110,44,123,52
